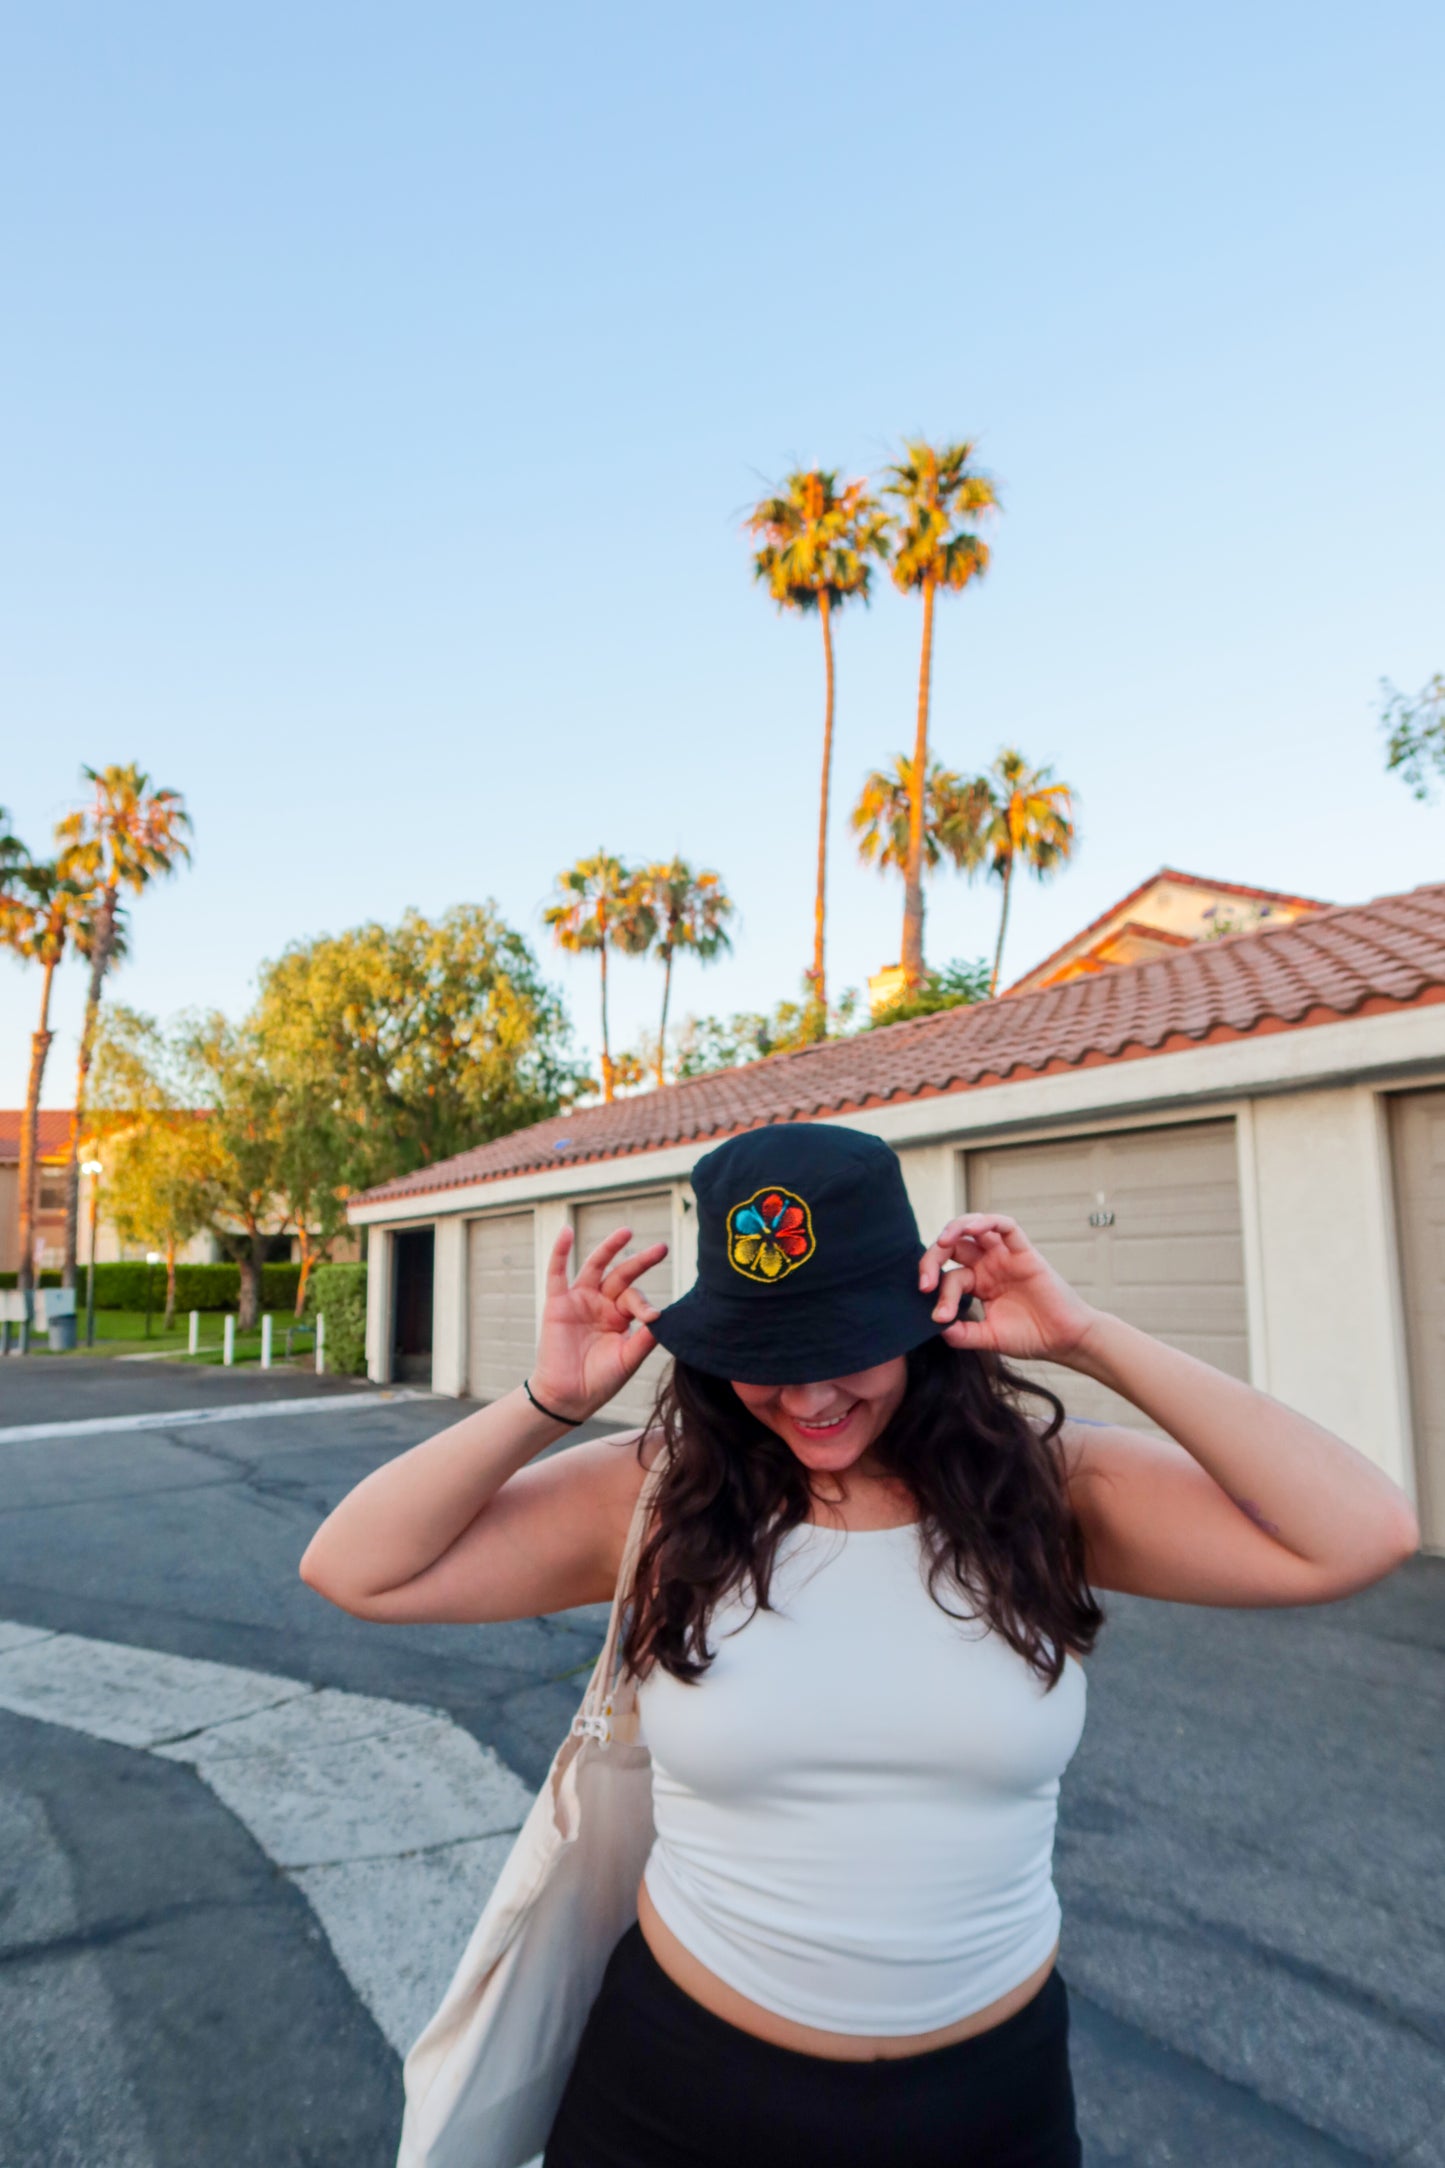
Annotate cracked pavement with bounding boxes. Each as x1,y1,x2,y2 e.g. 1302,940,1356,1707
0,1358,1442,2165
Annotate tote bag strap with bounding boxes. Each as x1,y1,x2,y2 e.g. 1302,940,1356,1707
572,1442,669,1743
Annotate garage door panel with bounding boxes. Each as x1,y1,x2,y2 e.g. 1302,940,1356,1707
573,1193,675,1427
966,1121,1248,1429
1389,1092,1445,1551
467,1211,536,1403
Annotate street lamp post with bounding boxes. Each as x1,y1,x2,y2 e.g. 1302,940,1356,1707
81,1162,103,1348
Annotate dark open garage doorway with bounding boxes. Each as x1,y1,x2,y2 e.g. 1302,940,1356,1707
392,1227,435,1383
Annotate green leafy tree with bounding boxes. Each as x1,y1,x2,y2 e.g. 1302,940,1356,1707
544,854,656,1102
89,1010,217,1328
671,979,861,1078
746,470,890,1008
975,750,1077,993
851,754,991,967
1380,673,1445,801
881,441,999,982
639,859,735,1084
0,831,94,1295
55,765,192,1284
253,903,583,1192
176,1012,288,1331
864,958,991,1027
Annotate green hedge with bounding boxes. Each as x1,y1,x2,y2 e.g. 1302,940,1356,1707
307,1263,368,1374
1,1262,303,1311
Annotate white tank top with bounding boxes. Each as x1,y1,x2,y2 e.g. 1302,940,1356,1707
635,1516,1087,2036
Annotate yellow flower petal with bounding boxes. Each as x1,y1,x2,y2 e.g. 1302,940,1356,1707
733,1233,763,1266
758,1241,786,1279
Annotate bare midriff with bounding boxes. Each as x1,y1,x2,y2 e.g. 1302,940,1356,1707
636,1877,1058,2063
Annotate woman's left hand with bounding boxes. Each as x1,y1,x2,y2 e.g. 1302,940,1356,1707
919,1214,1099,1364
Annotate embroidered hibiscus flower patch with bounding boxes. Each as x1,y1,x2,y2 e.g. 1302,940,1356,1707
726,1188,816,1283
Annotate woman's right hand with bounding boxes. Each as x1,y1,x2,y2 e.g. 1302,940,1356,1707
528,1224,668,1422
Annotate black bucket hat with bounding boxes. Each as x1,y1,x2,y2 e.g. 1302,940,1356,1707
649,1122,944,1385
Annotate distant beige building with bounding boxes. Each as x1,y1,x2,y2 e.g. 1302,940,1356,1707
1005,868,1327,995
350,880,1445,1554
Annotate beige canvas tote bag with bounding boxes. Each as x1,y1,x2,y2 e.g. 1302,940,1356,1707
396,1453,666,2168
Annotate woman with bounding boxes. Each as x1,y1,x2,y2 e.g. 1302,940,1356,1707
302,1122,1418,2168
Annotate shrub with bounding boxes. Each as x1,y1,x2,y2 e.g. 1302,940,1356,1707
0,1261,306,1313
308,1263,368,1375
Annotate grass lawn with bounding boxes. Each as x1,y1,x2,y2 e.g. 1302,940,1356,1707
30,1309,317,1364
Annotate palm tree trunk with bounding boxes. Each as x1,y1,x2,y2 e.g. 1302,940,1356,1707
991,853,1015,996
812,592,836,1009
902,578,936,984
656,947,674,1088
63,890,117,1288
599,940,614,1102
17,955,58,1298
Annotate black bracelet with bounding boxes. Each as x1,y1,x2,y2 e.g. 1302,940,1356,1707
523,1377,583,1427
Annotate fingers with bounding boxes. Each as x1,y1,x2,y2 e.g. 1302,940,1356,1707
920,1214,1026,1290
600,1241,669,1304
618,1284,662,1326
574,1226,637,1288
940,1314,993,1350
929,1259,974,1325
616,1321,658,1376
545,1224,575,1295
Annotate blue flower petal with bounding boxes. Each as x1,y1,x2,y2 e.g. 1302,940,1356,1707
735,1205,766,1236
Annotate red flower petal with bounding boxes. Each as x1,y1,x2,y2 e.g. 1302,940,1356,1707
760,1192,785,1221
775,1205,805,1234
777,1231,809,1256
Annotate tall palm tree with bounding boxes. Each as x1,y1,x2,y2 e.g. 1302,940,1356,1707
852,754,991,876
976,749,1077,993
0,845,93,1295
851,756,991,958
746,470,890,1010
881,440,999,983
544,853,656,1102
55,764,193,1283
641,859,735,1085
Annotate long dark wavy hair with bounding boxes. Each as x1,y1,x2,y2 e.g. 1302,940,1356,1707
621,1337,1105,1693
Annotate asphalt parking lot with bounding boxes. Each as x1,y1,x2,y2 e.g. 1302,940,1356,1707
1,1359,1441,2166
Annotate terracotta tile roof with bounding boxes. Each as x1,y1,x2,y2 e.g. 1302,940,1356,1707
354,881,1445,1209
0,1110,75,1163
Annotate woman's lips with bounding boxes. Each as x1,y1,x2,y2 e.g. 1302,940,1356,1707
788,1401,860,1438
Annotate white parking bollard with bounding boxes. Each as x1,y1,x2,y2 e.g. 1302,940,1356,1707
260,1315,273,1369
315,1314,326,1376
223,1315,235,1366
188,1310,200,1356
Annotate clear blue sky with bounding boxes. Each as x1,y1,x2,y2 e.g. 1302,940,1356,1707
4,0,1442,1106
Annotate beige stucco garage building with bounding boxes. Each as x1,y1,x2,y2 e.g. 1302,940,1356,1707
349,881,1445,1552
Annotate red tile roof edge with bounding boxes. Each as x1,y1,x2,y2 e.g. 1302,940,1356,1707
0,1110,77,1162
352,882,1445,1211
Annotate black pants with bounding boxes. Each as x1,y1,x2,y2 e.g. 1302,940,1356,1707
544,1923,1082,2167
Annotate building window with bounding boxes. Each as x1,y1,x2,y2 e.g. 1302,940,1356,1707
37,1174,68,1214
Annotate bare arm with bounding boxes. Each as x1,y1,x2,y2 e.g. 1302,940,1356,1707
299,1224,665,1623
920,1214,1420,1606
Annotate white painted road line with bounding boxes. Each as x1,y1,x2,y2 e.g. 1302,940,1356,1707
0,1624,535,2057
0,1387,431,1445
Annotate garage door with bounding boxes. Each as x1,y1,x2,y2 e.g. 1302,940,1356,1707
1389,1091,1445,1552
467,1211,536,1402
573,1190,675,1427
965,1120,1250,1426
